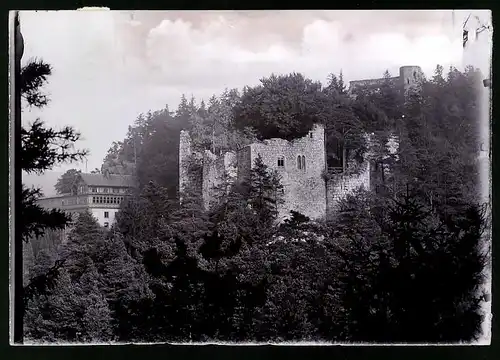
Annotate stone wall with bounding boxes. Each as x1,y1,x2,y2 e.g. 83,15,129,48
348,65,424,95
399,65,424,93
349,76,398,92
326,160,371,214
242,124,327,221
236,145,252,182
202,150,237,209
179,130,192,196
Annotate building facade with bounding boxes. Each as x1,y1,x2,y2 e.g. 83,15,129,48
37,173,135,228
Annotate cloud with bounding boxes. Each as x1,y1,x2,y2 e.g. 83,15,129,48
131,10,464,90
18,10,470,173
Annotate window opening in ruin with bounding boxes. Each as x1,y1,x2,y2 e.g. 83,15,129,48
277,156,285,167
407,79,410,84
297,155,302,170
301,155,306,171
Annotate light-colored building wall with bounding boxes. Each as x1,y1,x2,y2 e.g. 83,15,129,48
38,185,129,227
90,207,119,227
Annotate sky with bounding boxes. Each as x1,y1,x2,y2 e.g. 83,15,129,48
20,9,472,191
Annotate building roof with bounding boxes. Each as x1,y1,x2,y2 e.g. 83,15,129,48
80,173,135,187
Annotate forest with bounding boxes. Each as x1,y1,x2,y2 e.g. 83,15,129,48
21,59,490,343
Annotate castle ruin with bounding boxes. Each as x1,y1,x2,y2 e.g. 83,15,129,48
179,124,374,222
179,66,416,222
349,65,424,95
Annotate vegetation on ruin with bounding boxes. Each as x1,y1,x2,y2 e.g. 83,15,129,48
24,63,489,343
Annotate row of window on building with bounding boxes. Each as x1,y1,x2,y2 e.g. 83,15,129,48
92,196,123,205
60,197,90,206
277,155,307,170
90,187,123,194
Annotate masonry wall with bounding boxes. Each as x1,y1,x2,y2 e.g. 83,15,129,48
237,146,252,182
349,76,399,93
179,130,192,196
326,160,371,214
245,124,327,221
348,65,424,95
399,65,424,92
202,150,237,209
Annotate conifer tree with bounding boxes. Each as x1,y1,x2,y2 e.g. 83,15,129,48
246,155,284,226
19,57,88,342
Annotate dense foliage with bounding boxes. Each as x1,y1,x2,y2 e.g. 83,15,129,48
19,57,88,342
54,168,82,195
24,65,489,343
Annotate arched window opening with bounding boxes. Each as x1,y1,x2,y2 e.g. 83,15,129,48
301,155,306,171
277,156,285,167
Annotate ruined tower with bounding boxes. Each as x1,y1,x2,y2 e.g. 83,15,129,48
237,124,328,221
399,65,424,93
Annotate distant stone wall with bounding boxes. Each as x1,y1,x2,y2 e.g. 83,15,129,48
326,160,371,214
349,76,398,92
348,65,424,95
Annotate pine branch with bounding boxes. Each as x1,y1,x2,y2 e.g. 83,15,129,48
20,58,52,108
21,119,89,174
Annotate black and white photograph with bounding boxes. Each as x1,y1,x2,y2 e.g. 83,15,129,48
10,9,492,345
